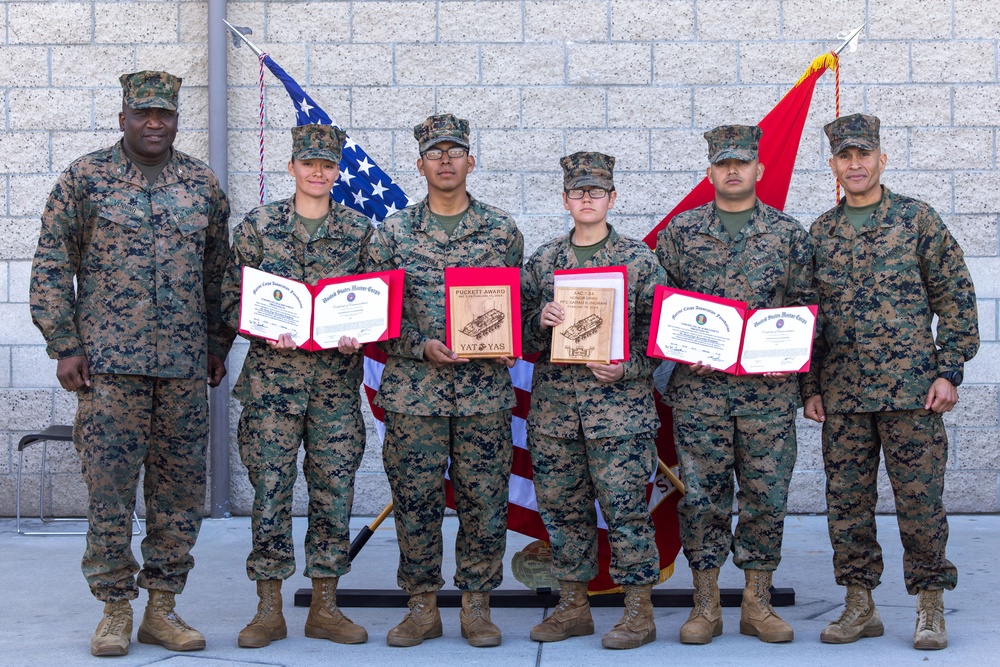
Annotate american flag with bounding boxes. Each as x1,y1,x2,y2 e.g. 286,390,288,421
263,55,413,223
264,54,682,593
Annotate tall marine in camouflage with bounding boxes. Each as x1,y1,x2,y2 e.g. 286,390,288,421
29,71,233,657
221,124,373,649
803,113,979,651
655,125,815,645
522,152,665,650
366,113,524,648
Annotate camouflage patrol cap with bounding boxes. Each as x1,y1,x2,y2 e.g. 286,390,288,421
704,125,762,163
560,152,615,190
825,113,880,155
119,71,182,111
414,113,471,153
291,123,345,164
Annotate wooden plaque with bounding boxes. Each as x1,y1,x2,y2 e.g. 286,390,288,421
551,286,615,364
448,284,514,358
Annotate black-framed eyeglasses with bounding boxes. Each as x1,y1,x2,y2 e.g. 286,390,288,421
422,147,468,160
566,187,610,199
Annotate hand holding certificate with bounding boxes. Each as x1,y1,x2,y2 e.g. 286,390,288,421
647,286,816,375
239,266,404,350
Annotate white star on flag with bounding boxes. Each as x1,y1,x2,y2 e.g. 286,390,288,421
352,190,369,208
339,168,355,186
299,97,313,116
371,180,388,199
383,202,398,217
343,136,358,152
356,156,374,175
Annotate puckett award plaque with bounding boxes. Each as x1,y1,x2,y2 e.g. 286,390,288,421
444,266,522,358
447,285,514,358
550,286,615,364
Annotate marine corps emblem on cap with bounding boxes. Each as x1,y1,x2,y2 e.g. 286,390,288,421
413,113,471,153
824,113,880,155
291,124,346,164
704,125,762,164
119,71,182,111
560,152,615,191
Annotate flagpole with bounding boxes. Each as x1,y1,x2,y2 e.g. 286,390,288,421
223,19,263,57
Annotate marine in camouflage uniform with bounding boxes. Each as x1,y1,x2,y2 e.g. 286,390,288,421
803,113,979,650
367,113,523,648
655,125,814,644
523,152,663,650
222,124,373,647
29,71,232,656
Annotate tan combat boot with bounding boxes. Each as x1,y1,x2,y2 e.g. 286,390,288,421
530,580,594,642
137,590,206,651
820,585,884,644
679,567,723,644
601,584,656,649
460,591,502,647
238,579,287,648
305,577,368,644
91,599,133,657
740,570,793,643
913,588,947,650
386,592,443,647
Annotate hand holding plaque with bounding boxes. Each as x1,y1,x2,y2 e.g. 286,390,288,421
444,267,522,358
550,286,615,364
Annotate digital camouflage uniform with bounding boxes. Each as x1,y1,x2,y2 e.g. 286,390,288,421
367,115,523,593
655,127,815,572
29,72,231,602
223,126,374,582
368,190,523,593
523,191,664,586
804,115,979,595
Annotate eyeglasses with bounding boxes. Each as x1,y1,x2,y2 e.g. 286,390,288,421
422,147,468,160
566,188,610,200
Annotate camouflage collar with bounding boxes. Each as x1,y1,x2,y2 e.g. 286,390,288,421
834,186,892,238
559,224,620,268
706,200,769,242
412,193,490,242
109,140,190,189
278,196,344,243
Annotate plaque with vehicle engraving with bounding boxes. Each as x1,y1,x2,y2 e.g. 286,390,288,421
550,286,615,364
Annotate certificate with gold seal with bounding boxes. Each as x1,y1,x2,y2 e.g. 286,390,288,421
239,266,404,351
647,286,816,375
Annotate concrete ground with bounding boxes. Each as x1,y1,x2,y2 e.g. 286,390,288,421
3,514,999,667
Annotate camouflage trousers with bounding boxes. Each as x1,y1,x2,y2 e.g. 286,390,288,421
238,395,364,581
823,409,957,594
673,409,796,571
382,410,512,594
74,374,208,602
529,429,659,586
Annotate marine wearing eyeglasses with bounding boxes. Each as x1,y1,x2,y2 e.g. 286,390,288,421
521,151,665,650
367,113,523,648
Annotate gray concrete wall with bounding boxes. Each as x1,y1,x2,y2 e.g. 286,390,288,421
2,0,997,518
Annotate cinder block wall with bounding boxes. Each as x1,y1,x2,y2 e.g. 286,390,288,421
1,1,997,517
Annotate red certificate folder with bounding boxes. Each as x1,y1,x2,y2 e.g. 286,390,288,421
444,266,522,357
647,286,817,375
553,265,630,362
238,266,404,351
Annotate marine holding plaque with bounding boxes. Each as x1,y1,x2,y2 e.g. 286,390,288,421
521,152,666,649
221,123,373,646
444,267,522,359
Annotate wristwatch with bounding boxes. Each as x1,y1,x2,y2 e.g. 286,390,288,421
938,370,963,387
